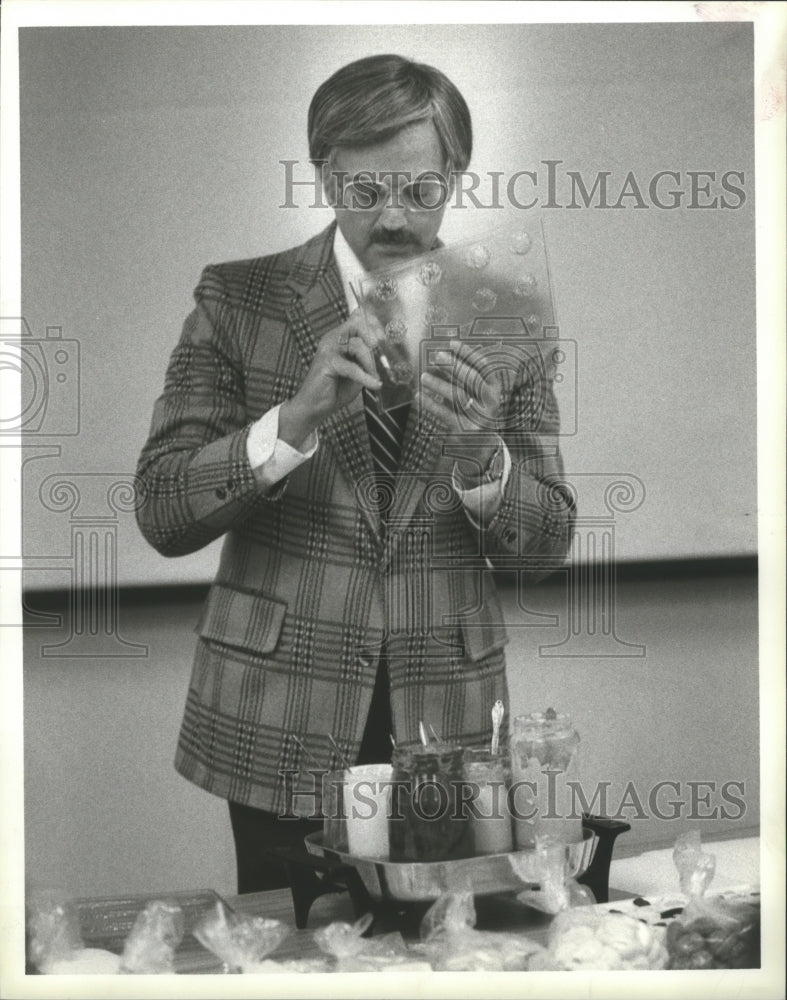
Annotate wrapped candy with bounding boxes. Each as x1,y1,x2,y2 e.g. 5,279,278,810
513,835,595,914
667,831,759,969
529,907,669,971
314,912,374,959
666,893,760,970
119,900,184,974
672,829,716,897
415,892,546,971
27,890,120,974
193,901,288,973
248,956,332,974
314,914,430,972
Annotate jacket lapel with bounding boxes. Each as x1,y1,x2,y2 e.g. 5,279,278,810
283,224,382,543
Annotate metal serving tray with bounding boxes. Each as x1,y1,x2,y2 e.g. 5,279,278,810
304,830,598,902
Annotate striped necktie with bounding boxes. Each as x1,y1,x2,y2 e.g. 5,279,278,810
362,388,410,508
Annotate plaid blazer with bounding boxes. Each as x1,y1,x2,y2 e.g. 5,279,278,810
136,223,574,814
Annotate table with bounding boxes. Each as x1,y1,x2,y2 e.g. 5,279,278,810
221,831,759,969
66,830,759,974
227,887,556,966
609,832,760,897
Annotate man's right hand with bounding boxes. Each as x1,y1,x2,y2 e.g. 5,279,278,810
278,308,382,450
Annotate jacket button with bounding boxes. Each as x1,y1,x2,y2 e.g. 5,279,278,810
215,487,227,500
226,478,236,491
503,527,517,543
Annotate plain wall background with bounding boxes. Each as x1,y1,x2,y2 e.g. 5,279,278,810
17,22,756,587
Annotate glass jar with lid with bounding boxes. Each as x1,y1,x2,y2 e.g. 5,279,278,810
389,743,474,862
509,709,583,849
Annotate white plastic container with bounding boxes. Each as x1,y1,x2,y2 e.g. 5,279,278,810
342,763,393,859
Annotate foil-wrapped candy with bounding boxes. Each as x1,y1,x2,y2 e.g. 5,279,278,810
374,276,399,302
513,273,538,299
422,304,448,330
510,231,533,255
384,319,408,343
463,244,492,269
471,287,498,313
418,261,443,286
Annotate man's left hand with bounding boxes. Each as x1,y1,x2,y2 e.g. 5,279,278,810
417,339,505,489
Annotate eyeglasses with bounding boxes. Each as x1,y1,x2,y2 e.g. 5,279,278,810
333,172,450,213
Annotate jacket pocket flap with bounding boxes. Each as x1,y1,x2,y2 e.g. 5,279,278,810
197,584,287,655
458,603,509,662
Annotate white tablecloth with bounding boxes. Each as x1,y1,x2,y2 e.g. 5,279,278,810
609,836,759,897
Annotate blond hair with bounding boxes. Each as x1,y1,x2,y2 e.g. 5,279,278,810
308,54,472,174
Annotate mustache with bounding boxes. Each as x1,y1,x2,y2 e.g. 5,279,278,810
370,229,419,248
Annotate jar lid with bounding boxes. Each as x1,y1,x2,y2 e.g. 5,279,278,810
512,708,575,738
392,742,464,770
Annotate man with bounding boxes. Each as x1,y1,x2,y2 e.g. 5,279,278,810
136,54,574,892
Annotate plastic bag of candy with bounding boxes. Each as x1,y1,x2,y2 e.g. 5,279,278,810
672,829,716,897
193,901,291,973
27,890,120,974
528,907,669,971
666,830,759,969
313,913,431,972
666,892,760,970
513,835,596,914
414,892,546,971
119,900,184,974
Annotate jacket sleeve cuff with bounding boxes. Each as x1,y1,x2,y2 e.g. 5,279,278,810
246,404,319,489
452,438,512,527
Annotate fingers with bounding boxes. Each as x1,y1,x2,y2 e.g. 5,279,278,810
344,308,385,351
333,320,378,379
423,347,482,410
420,370,470,411
331,353,382,391
426,341,504,415
343,333,377,381
415,385,454,428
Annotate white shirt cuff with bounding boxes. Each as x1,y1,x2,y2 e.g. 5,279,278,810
452,439,512,525
246,404,318,488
